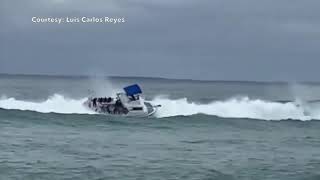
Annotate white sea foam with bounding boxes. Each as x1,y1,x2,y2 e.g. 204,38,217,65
0,94,95,114
151,96,320,120
0,94,319,120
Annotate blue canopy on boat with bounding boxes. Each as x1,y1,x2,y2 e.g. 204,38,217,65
123,84,142,96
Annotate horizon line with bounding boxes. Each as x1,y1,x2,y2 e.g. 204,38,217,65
0,72,319,84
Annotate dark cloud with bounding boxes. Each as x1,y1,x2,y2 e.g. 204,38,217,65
1,0,320,81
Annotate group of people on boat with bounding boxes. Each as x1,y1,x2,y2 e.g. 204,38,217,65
88,96,129,115
91,97,113,107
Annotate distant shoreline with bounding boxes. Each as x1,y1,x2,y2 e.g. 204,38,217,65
0,73,319,85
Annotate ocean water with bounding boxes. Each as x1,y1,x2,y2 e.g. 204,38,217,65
0,74,320,180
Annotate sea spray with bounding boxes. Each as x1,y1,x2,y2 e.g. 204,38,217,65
87,75,122,97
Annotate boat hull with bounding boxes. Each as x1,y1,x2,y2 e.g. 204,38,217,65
83,99,158,117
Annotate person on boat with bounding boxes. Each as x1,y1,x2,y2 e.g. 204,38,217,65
129,95,139,101
106,105,111,113
92,98,97,107
114,99,122,114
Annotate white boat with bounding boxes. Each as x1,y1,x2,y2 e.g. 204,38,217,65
83,84,161,117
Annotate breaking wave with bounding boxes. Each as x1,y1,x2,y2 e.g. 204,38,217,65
0,94,95,115
152,97,320,120
0,94,320,121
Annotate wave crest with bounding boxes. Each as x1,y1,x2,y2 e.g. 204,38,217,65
0,94,94,114
152,96,318,120
0,94,319,120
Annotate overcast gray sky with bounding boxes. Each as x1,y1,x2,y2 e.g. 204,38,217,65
1,0,320,81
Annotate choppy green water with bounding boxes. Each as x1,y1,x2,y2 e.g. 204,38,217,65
0,74,320,179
